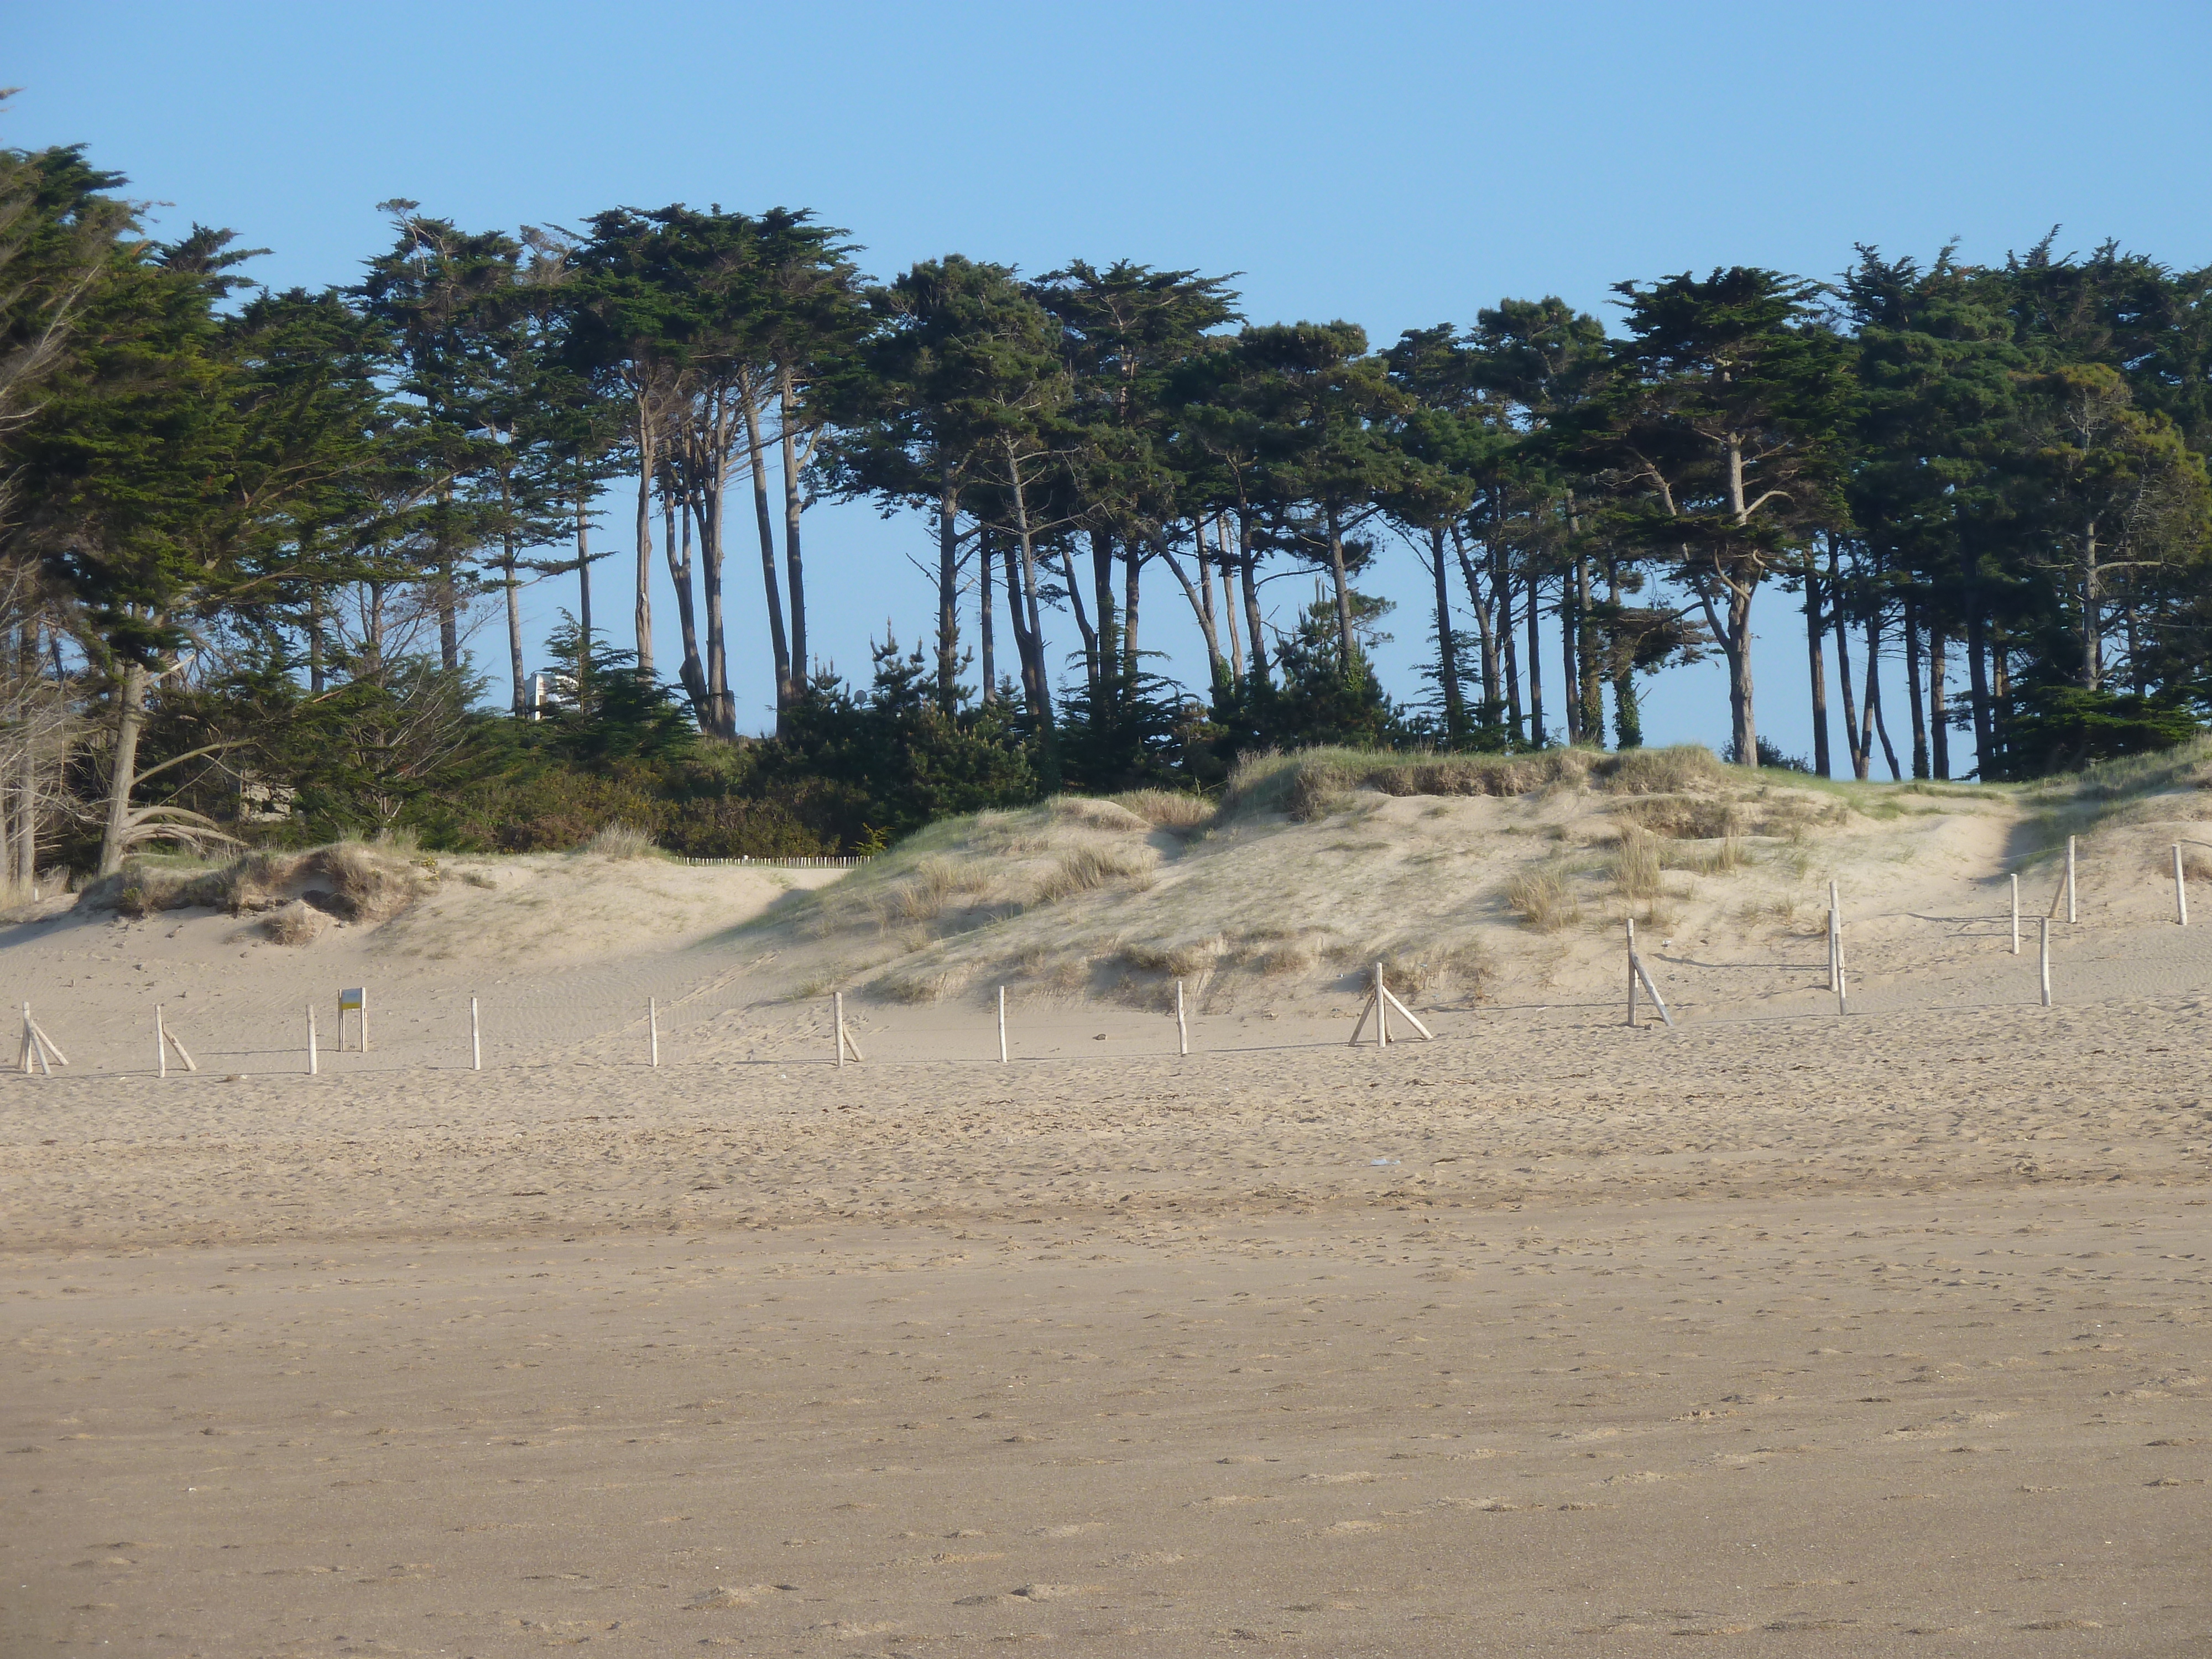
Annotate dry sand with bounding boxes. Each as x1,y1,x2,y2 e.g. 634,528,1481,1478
4,829,2210,1656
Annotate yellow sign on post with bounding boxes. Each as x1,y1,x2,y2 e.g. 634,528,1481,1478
338,987,368,1052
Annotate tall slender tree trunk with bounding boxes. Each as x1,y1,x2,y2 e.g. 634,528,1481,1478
1088,529,1115,698
503,532,525,715
1606,559,1640,750
1430,526,1463,743
1498,557,1523,745
1963,549,1994,778
737,374,791,723
978,524,996,705
1855,613,1882,781
1214,519,1243,686
634,418,655,679
575,491,593,669
1001,437,1057,784
1559,582,1582,744
434,484,460,674
1159,536,1225,688
1929,625,1950,780
1323,504,1357,671
1526,576,1546,747
935,468,961,715
665,487,708,723
1904,596,1929,780
780,371,808,692
1830,542,1863,776
1121,541,1142,682
1236,512,1269,685
1867,612,1901,780
1575,555,1602,744
1804,562,1830,778
695,458,734,740
306,580,327,698
1721,586,1756,768
97,659,150,878
1449,530,1498,729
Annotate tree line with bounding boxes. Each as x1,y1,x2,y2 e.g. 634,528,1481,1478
5,116,2211,880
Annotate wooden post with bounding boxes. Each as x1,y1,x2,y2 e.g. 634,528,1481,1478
307,1003,319,1076
2039,915,2052,1007
834,992,846,1070
2010,873,2020,954
1626,917,1639,1025
650,997,660,1067
470,997,481,1072
20,1004,49,1076
1375,962,1390,1047
998,987,1008,1064
2066,836,2077,924
2176,844,2188,927
157,1004,167,1079
1176,979,1188,1057
1829,883,1847,1016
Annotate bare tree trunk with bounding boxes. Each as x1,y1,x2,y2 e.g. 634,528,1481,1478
737,374,791,723
1159,534,1224,686
665,486,708,723
1830,541,1863,776
1607,559,1641,750
1867,611,1902,780
1088,529,1114,697
978,524,995,705
1575,554,1602,744
1804,561,1830,777
1855,612,1882,780
1929,625,1950,780
575,491,593,666
1963,549,1994,776
97,659,150,878
1525,576,1546,747
1323,504,1357,670
1904,595,1929,780
1448,529,1498,727
1001,439,1057,780
780,370,808,693
306,580,327,698
633,428,654,679
1498,558,1523,745
1559,580,1582,744
1724,585,1756,767
1430,526,1463,742
503,531,525,715
1236,512,1268,685
1213,518,1243,686
1122,539,1142,683
935,469,961,715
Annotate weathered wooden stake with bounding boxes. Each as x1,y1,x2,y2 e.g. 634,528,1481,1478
650,997,660,1067
157,1004,167,1079
2066,836,2077,924
998,987,1008,1064
1626,918,1640,1025
2038,915,2052,1007
470,997,481,1072
1829,883,1848,1015
20,1004,51,1076
1379,981,1435,1040
1375,962,1390,1047
2010,873,2020,954
2175,844,2188,927
834,993,865,1065
1175,980,1188,1057
307,1003,319,1076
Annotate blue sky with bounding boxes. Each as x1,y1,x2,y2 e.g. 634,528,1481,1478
15,0,2212,767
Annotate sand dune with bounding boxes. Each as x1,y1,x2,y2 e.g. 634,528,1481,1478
5,753,2211,1654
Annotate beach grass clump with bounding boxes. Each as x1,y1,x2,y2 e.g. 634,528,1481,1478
1506,864,1580,932
580,822,657,860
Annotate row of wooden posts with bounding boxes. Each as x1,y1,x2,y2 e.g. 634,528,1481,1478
12,836,2196,1074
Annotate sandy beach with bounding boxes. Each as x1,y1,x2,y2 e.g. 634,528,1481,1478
6,863,2210,1658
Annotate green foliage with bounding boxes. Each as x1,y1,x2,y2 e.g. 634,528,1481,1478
2003,682,2204,776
